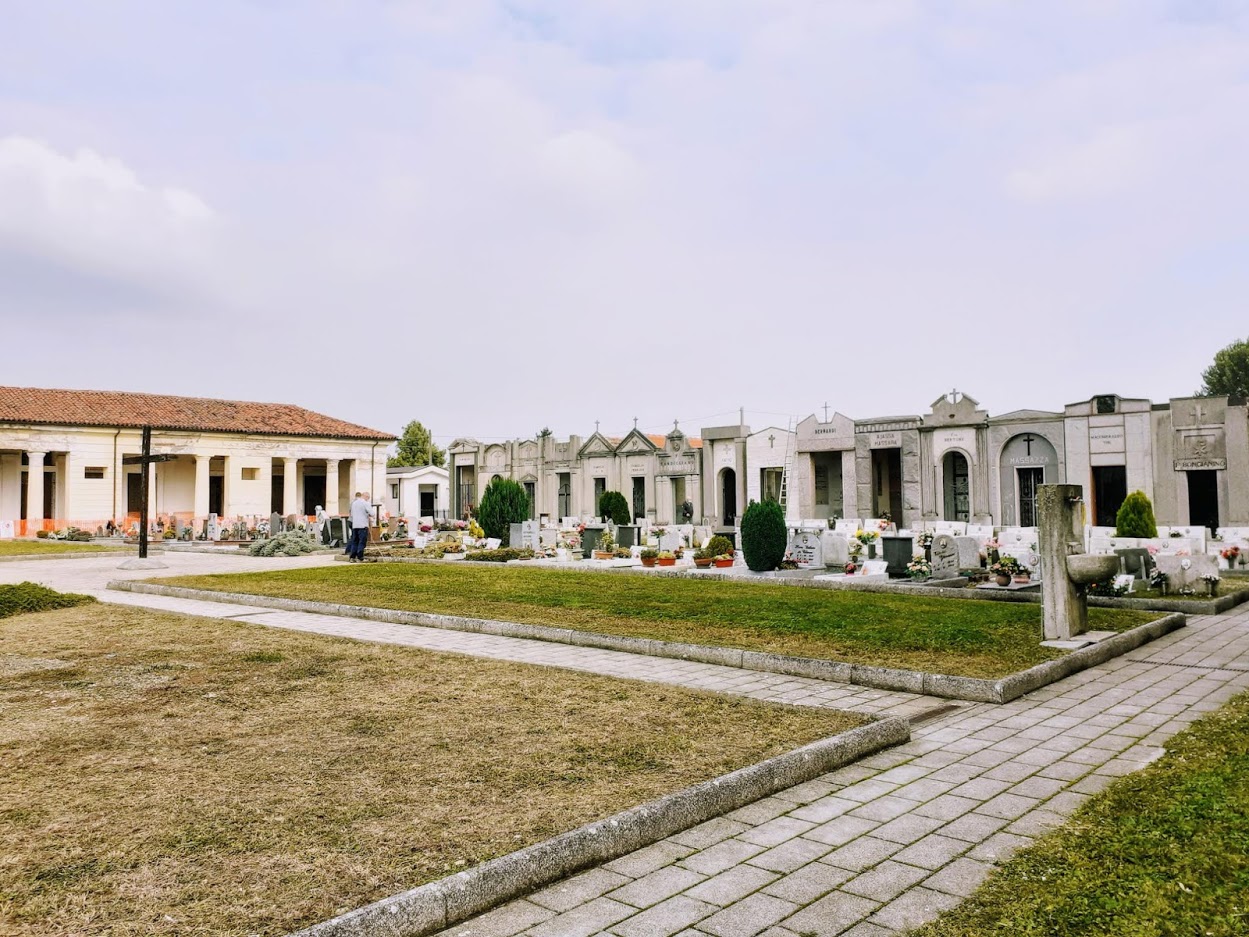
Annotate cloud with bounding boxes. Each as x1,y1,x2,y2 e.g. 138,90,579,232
0,136,219,295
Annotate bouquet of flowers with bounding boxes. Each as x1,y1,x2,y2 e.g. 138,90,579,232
914,530,934,549
989,555,1023,577
855,528,879,545
906,554,932,579
1221,545,1241,566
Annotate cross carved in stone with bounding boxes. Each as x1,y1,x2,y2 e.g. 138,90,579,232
768,434,776,448
1023,434,1035,456
1191,403,1207,424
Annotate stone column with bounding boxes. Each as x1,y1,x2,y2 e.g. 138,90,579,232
193,455,210,519
25,451,47,533
325,459,340,514
1038,483,1086,641
283,458,298,517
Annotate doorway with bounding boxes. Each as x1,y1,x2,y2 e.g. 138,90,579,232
272,473,284,513
524,481,536,519
420,489,436,517
942,452,970,522
1092,465,1127,527
1187,470,1219,532
1018,467,1044,527
302,475,325,516
631,476,645,520
720,468,737,525
761,467,782,504
557,473,571,519
871,448,903,521
671,476,687,523
127,472,143,515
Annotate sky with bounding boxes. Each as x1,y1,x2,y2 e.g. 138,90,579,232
1,0,1247,446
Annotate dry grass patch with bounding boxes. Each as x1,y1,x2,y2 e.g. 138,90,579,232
0,540,112,556
0,604,858,937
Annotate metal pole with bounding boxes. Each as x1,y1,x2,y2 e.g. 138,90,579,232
139,426,151,560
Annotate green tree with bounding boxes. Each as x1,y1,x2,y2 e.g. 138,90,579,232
740,499,787,572
1198,338,1249,398
387,420,446,468
476,478,530,544
597,490,631,524
1115,490,1158,539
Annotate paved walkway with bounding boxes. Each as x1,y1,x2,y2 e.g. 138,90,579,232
5,552,1249,935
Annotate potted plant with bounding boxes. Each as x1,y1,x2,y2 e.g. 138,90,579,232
855,528,879,559
593,527,616,560
656,550,677,567
693,548,714,569
1221,545,1241,570
989,555,1021,586
640,548,659,568
713,553,734,569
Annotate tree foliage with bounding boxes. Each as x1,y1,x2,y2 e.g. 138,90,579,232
476,478,530,544
387,420,446,468
1198,338,1249,399
598,490,631,524
741,499,787,572
1115,490,1158,539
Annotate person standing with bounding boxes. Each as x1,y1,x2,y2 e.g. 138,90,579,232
349,491,372,562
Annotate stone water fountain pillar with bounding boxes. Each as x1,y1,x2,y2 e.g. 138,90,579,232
1038,484,1086,641
1038,483,1121,643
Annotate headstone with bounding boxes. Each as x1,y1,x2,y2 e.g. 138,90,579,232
539,529,559,547
659,529,684,552
787,530,823,567
270,512,283,536
952,536,982,569
1113,573,1136,594
411,535,428,549
965,524,994,541
834,519,863,536
1114,548,1152,579
286,513,298,528
1154,553,1219,592
930,534,960,578
820,530,849,567
581,526,605,557
206,513,220,542
616,525,639,549
509,521,541,551
485,537,502,550
880,535,913,577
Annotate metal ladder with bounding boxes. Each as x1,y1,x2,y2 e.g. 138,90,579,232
777,417,796,518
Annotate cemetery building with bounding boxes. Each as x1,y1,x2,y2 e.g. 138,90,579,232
0,386,395,535
382,464,450,521
458,391,1248,533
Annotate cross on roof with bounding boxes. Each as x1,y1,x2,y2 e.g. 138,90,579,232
594,420,600,434
633,416,638,429
948,387,961,403
822,401,830,422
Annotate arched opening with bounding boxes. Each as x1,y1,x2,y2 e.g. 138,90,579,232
942,451,970,522
720,468,737,525
999,433,1058,526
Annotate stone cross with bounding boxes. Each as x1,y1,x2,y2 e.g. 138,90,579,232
822,402,830,422
768,434,776,448
1192,402,1207,424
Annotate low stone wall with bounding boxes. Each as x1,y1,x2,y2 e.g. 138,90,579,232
107,582,1186,704
286,717,908,937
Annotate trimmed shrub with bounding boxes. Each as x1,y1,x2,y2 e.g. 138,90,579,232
740,499,787,572
1115,490,1158,539
477,478,531,545
598,490,631,524
464,547,536,562
704,535,735,559
0,582,95,619
249,530,317,557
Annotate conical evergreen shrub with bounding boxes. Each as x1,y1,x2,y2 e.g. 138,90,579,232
1115,490,1158,538
477,478,531,544
741,499,787,571
598,490,632,524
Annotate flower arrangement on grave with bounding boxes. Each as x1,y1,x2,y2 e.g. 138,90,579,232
639,548,659,567
1150,569,1168,592
713,552,735,567
989,555,1022,577
914,530,934,549
1088,580,1129,598
468,518,485,539
848,540,863,559
844,561,857,575
1221,545,1241,567
877,517,892,532
455,519,468,530
1146,544,1160,556
855,528,879,545
1169,530,1183,537
907,554,932,580
1201,573,1221,596
596,528,615,552
657,550,676,566
778,557,799,570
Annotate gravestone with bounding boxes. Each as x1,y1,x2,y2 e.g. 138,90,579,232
325,516,348,546
411,535,428,549
539,529,559,547
930,534,960,578
509,521,541,551
616,525,639,549
1113,573,1136,594
270,512,283,536
952,536,982,569
1154,554,1219,592
484,537,502,550
581,526,605,557
206,513,220,542
834,519,863,536
880,535,913,578
1115,548,1153,579
658,529,684,552
787,530,823,567
820,530,849,567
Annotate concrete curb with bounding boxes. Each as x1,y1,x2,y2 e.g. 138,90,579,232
285,716,909,937
107,582,1185,704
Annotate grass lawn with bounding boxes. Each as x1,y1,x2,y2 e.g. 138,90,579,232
0,539,113,556
912,690,1249,937
0,604,857,937
159,564,1154,678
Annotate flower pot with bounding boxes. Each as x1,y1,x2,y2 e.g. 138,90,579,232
713,558,733,568
694,558,713,569
1013,574,1031,584
641,557,657,568
657,557,676,567
994,574,1011,587
592,551,614,560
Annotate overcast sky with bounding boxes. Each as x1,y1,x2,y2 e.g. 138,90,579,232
2,1,1246,444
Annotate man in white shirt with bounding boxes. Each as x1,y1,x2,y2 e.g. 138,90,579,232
348,491,373,562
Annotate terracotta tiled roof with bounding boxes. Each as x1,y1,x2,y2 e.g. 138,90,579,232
0,386,396,440
605,433,704,449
